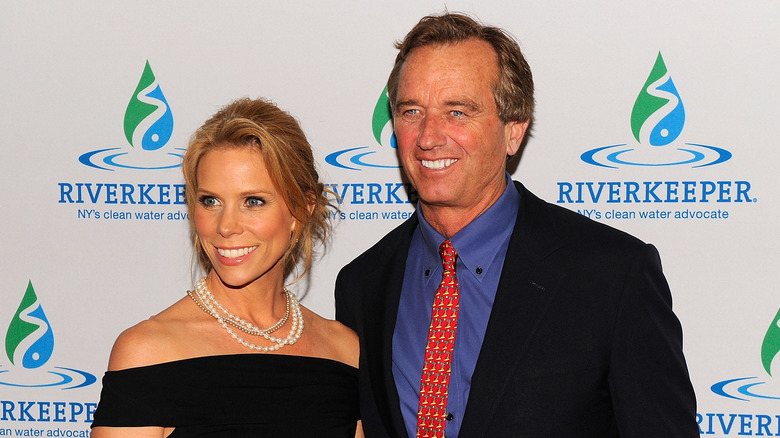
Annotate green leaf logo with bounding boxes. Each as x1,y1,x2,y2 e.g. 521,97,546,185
761,307,780,376
371,86,395,148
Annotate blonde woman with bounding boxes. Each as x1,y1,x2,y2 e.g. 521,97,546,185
92,98,362,437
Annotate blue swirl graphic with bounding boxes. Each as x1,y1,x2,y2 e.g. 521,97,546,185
711,377,752,401
687,144,733,167
607,148,704,167
351,150,400,168
648,77,685,146
0,369,71,388
141,85,174,151
79,148,186,171
0,366,97,390
79,148,117,171
325,148,363,170
738,381,780,400
21,305,54,369
711,376,780,401
580,145,624,169
581,143,731,168
325,147,400,171
104,151,186,170
57,366,98,389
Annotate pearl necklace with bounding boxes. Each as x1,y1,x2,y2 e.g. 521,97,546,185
187,278,303,352
189,278,290,335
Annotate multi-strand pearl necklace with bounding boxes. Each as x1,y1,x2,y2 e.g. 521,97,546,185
187,277,303,352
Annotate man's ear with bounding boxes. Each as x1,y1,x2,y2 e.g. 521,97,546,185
506,120,529,156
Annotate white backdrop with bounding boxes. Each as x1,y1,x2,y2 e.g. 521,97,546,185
1,2,779,436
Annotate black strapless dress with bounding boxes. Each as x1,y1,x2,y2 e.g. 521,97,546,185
91,354,359,437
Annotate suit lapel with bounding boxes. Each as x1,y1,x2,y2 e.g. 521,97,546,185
460,183,566,436
362,215,418,436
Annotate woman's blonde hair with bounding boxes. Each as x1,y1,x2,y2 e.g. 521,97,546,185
182,97,333,280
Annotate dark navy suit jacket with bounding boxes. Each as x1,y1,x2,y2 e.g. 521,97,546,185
335,181,698,437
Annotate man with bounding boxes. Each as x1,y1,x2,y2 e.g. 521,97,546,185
335,12,697,437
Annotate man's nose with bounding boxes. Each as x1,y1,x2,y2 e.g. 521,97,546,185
417,115,446,150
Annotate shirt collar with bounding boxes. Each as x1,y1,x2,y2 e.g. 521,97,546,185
417,173,520,282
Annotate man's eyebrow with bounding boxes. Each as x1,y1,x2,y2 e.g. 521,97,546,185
444,99,481,112
395,99,482,112
395,99,418,108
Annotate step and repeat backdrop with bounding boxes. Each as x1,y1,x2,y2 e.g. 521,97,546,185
1,2,778,436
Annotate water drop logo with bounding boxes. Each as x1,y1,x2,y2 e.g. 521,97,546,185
325,85,400,170
0,281,96,389
124,61,174,152
630,52,685,147
582,52,731,168
5,281,54,369
711,307,780,401
79,60,185,171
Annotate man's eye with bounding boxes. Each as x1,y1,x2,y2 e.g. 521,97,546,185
451,110,464,117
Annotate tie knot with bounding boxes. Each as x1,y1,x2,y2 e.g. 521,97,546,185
439,240,457,267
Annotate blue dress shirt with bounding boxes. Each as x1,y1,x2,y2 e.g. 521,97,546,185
392,174,520,437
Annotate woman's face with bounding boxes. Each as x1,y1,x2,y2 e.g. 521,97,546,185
194,146,296,289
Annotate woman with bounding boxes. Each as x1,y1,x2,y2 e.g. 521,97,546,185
92,98,362,437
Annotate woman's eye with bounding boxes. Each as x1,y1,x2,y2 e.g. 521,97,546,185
198,196,219,207
246,197,265,208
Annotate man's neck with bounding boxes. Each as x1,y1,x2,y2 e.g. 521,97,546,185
420,200,497,239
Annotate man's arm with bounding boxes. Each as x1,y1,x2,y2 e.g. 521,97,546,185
334,270,356,331
608,244,698,437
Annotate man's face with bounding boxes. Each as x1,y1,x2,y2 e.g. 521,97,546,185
393,39,527,225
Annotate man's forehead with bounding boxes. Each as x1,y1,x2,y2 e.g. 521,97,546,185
406,39,496,64
400,41,497,79
396,41,498,104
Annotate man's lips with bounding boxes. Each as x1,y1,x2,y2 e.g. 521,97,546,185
421,158,458,170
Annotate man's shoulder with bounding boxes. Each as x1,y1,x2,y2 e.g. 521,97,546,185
516,181,648,249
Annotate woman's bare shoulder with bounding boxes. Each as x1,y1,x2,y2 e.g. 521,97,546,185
302,307,359,368
106,297,195,371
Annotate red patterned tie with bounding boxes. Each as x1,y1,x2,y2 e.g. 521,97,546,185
416,240,459,438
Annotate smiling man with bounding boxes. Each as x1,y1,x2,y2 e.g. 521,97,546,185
335,12,697,437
